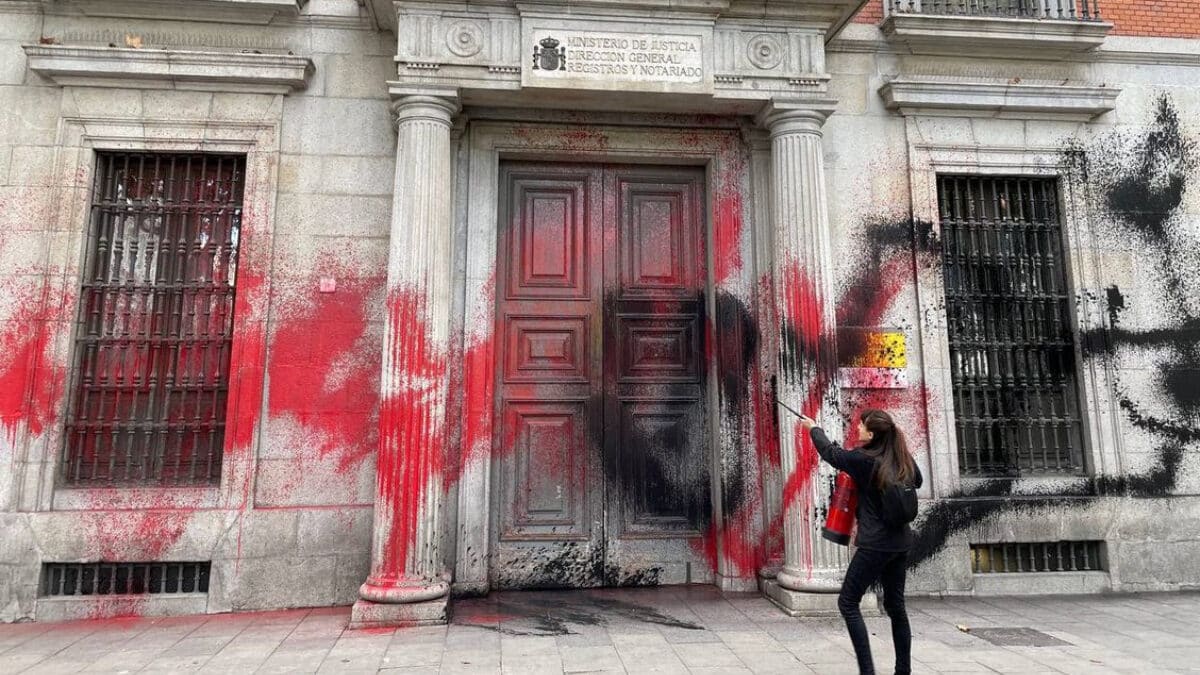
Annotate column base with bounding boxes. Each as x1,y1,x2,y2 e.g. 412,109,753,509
349,596,448,629
450,580,489,597
715,573,760,593
760,579,880,617
758,562,782,580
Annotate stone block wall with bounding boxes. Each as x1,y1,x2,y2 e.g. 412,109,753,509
0,0,393,621
825,27,1200,592
1,0,1198,623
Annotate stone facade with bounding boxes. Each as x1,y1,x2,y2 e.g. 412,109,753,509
0,0,1197,624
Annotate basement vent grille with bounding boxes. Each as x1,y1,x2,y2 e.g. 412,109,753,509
971,541,1103,574
40,562,211,597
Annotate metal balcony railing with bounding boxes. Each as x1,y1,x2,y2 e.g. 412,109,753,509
888,0,1102,21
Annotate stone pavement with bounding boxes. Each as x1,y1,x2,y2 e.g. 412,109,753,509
1,587,1198,674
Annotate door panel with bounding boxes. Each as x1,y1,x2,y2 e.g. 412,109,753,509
500,401,590,535
508,182,591,299
492,162,709,590
493,166,605,589
603,167,711,586
617,400,707,528
503,316,589,382
620,188,699,296
619,316,701,380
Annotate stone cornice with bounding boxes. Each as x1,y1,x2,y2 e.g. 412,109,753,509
378,1,846,114
830,25,1200,67
514,0,727,19
66,0,302,25
369,0,867,41
831,35,1200,69
23,45,313,94
879,78,1119,121
0,1,42,14
881,13,1111,57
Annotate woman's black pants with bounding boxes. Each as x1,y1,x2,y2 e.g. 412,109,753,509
837,548,912,675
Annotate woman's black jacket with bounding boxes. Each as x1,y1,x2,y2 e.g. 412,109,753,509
810,426,923,552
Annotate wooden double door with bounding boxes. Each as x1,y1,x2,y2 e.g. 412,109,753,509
491,162,713,589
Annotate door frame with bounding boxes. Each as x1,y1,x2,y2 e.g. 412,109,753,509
451,117,768,596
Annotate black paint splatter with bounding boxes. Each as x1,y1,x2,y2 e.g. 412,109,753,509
714,290,761,523
910,95,1198,569
1105,285,1126,325
1103,96,1195,243
455,590,704,635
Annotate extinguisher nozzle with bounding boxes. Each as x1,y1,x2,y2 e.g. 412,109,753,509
821,528,851,546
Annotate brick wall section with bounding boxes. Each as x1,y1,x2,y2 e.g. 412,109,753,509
847,0,1200,37
1104,0,1200,38
852,0,883,23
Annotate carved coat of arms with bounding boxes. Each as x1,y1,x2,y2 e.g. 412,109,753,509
532,36,566,71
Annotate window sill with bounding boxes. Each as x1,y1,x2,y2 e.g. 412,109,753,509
955,475,1095,496
52,486,221,511
35,594,209,622
879,77,1119,122
972,570,1111,595
882,13,1112,57
24,45,313,94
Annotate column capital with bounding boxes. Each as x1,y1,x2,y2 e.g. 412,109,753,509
388,85,460,128
755,98,838,136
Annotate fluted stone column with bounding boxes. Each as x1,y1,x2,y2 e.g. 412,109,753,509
756,100,856,615
350,90,460,628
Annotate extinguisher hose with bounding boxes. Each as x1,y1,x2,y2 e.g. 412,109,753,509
774,396,805,420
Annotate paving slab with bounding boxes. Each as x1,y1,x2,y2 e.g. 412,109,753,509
1,588,1197,673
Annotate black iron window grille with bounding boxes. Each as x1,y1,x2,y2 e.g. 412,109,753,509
888,0,1102,21
971,541,1104,573
62,153,245,486
938,175,1085,477
40,562,211,596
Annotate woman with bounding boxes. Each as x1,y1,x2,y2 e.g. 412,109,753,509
798,409,922,675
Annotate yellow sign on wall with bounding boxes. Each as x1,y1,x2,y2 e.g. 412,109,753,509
838,328,907,389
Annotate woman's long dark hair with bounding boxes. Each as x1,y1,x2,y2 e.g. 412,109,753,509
860,409,915,488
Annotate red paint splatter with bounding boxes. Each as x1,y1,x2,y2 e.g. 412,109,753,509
511,127,610,153
268,275,382,474
0,282,68,444
781,259,826,363
696,496,769,577
753,274,781,471
375,285,446,578
842,384,933,454
763,244,928,572
712,194,742,286
226,266,268,458
354,625,398,635
79,508,194,560
62,501,199,618
712,137,746,286
85,598,149,621
836,257,911,329
447,275,496,489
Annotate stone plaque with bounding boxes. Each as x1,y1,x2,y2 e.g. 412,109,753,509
522,24,712,94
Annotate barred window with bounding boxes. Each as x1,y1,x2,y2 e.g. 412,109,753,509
938,176,1085,477
62,153,245,486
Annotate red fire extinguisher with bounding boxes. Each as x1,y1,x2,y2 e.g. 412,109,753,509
821,471,858,546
